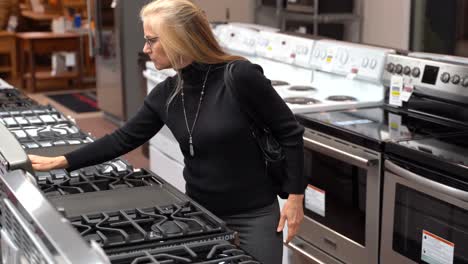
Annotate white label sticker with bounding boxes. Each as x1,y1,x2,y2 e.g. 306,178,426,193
401,77,414,102
305,184,325,217
421,230,454,264
389,75,403,107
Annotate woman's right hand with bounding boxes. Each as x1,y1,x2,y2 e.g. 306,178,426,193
28,155,69,171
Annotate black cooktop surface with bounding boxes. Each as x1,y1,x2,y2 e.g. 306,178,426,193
386,133,468,179
109,240,259,264
0,105,69,128
296,106,468,151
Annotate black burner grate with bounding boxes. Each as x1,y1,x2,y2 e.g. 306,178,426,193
70,202,227,249
109,240,260,264
0,105,69,128
0,89,38,109
36,161,162,196
10,122,93,149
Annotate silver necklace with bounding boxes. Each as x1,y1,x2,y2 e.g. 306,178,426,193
181,65,211,157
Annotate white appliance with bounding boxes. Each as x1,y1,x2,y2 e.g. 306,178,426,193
142,61,185,192
274,39,396,114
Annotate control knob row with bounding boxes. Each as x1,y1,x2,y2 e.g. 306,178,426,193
387,63,420,77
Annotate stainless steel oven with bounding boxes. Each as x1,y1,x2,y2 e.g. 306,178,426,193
381,159,468,264
290,128,381,264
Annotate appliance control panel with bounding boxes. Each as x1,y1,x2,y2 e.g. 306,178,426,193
267,34,316,68
309,40,395,82
383,54,468,104
214,25,257,56
255,30,278,59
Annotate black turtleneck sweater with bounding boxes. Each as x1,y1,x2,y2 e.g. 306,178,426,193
65,60,305,216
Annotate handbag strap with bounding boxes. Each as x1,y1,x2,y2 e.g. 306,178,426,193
224,61,269,132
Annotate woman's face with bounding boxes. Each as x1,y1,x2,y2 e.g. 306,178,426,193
143,20,172,70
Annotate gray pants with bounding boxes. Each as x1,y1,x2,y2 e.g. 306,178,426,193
221,201,283,264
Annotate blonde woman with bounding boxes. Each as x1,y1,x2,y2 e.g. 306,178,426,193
29,0,306,262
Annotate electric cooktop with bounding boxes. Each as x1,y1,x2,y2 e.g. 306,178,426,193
296,106,468,151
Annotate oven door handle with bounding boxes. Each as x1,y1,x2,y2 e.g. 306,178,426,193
303,137,378,168
386,160,468,202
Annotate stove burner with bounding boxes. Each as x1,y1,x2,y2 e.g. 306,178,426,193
0,89,37,108
288,85,317,92
270,80,290,86
326,95,358,102
284,97,321,105
0,106,69,128
108,240,259,264
70,202,226,249
10,122,93,149
37,163,162,196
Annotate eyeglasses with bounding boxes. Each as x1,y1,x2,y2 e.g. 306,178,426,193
144,36,159,48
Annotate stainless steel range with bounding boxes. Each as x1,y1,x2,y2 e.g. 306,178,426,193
0,105,69,128
0,123,243,263
0,123,110,264
291,53,468,264
380,54,468,264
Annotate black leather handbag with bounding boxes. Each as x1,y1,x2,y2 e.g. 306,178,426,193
224,61,289,199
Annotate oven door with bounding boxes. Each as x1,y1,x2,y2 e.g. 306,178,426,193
292,129,381,264
381,160,468,264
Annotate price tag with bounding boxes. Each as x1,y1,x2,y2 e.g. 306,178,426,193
401,77,414,102
421,230,454,264
389,75,403,107
305,185,325,217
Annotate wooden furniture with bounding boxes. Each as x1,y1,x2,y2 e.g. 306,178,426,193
17,32,83,92
0,31,17,82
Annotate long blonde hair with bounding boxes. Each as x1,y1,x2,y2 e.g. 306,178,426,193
140,0,245,107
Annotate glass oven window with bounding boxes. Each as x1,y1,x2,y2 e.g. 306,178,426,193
393,184,468,263
304,149,367,246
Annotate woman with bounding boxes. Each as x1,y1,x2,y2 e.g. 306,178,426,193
29,0,306,262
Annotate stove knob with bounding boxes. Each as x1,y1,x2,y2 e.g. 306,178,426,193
462,77,468,87
340,52,349,64
362,58,369,68
314,49,320,58
412,67,421,78
440,72,451,83
386,63,395,72
395,64,403,74
451,74,461,84
370,59,377,69
403,66,411,75
320,50,327,59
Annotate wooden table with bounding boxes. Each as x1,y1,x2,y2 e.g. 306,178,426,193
17,32,83,92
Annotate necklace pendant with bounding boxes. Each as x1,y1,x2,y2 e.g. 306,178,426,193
189,142,195,157
189,136,194,157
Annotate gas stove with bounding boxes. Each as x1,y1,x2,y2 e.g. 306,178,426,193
0,105,69,128
9,121,93,151
0,88,37,108
69,201,236,254
108,240,259,264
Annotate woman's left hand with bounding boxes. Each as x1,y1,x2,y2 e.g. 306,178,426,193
277,194,304,243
